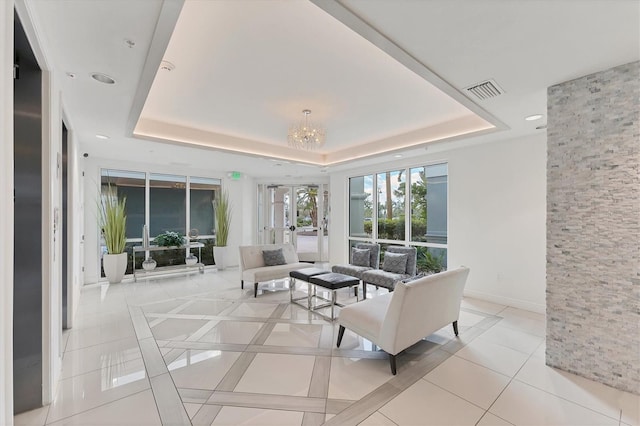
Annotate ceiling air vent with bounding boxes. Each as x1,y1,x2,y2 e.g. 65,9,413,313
465,79,504,100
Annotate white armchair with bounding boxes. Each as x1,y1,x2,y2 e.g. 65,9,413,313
336,266,470,374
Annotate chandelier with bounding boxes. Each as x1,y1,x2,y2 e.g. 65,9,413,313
287,109,325,150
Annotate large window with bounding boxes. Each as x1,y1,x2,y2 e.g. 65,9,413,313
377,170,405,241
348,163,448,273
100,169,221,275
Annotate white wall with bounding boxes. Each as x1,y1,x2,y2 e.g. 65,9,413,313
0,1,15,423
82,157,252,284
329,133,547,312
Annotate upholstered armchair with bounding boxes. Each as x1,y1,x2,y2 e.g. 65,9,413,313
360,246,417,299
337,267,470,374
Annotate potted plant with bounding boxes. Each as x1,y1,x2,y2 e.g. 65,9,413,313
213,190,232,269
154,231,185,247
99,187,128,284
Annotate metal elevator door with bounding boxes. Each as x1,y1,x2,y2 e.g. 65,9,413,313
13,10,44,414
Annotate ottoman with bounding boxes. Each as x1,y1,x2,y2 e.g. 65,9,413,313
308,272,360,321
289,267,328,305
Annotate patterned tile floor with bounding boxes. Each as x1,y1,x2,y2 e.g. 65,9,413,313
14,268,640,426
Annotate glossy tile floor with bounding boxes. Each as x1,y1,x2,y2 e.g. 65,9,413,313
14,268,639,426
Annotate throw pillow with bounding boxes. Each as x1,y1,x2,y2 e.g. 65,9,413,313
382,252,408,274
351,248,370,267
262,248,286,266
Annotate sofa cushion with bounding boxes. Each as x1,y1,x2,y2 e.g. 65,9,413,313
331,264,372,279
263,248,286,266
361,269,409,289
382,252,408,274
242,262,311,283
351,248,370,267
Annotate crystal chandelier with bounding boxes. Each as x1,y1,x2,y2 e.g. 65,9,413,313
287,109,325,150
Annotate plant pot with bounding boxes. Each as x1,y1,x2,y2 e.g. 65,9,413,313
213,246,227,270
103,252,128,284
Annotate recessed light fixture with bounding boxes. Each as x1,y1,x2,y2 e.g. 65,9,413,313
159,61,175,72
536,125,548,130
66,72,76,79
90,72,116,85
394,154,403,158
525,114,543,121
95,134,109,140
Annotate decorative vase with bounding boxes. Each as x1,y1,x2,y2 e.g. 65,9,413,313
185,255,198,266
142,257,157,270
213,246,226,270
103,252,128,284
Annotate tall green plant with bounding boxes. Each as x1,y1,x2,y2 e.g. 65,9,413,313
99,188,127,254
213,190,232,247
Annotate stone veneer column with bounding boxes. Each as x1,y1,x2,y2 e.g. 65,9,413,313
546,61,639,394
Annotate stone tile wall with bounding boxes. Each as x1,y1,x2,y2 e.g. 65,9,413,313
546,61,639,394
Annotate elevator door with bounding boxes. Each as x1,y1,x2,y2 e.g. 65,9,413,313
13,10,43,413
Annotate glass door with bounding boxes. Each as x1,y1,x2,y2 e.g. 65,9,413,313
266,185,293,246
258,184,328,262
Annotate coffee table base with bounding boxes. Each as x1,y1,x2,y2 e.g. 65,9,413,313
289,272,360,321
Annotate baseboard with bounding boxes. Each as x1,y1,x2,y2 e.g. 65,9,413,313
463,289,546,314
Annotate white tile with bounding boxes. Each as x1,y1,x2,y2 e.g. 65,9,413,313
46,359,150,423
141,299,190,314
457,310,486,327
211,406,304,425
65,319,136,351
168,349,241,390
150,318,210,341
198,320,264,344
13,405,49,426
178,299,234,316
490,380,619,426
455,338,529,377
328,357,393,401
476,412,514,426
477,324,543,355
424,355,510,409
47,389,161,425
61,336,141,379
516,356,640,425
234,353,315,396
497,307,546,337
229,302,279,318
263,323,323,347
380,379,484,425
183,402,202,419
358,411,398,425
461,297,507,315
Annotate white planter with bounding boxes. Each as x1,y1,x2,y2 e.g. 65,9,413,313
103,252,128,284
213,246,227,270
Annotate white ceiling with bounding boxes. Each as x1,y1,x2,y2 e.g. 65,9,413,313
27,0,640,178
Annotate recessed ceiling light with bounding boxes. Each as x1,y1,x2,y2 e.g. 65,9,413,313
536,125,548,130
394,154,403,158
90,73,116,85
525,114,543,121
66,72,76,79
159,61,175,72
95,134,109,140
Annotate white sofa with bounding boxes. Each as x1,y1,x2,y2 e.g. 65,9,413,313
337,266,470,374
238,244,309,297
